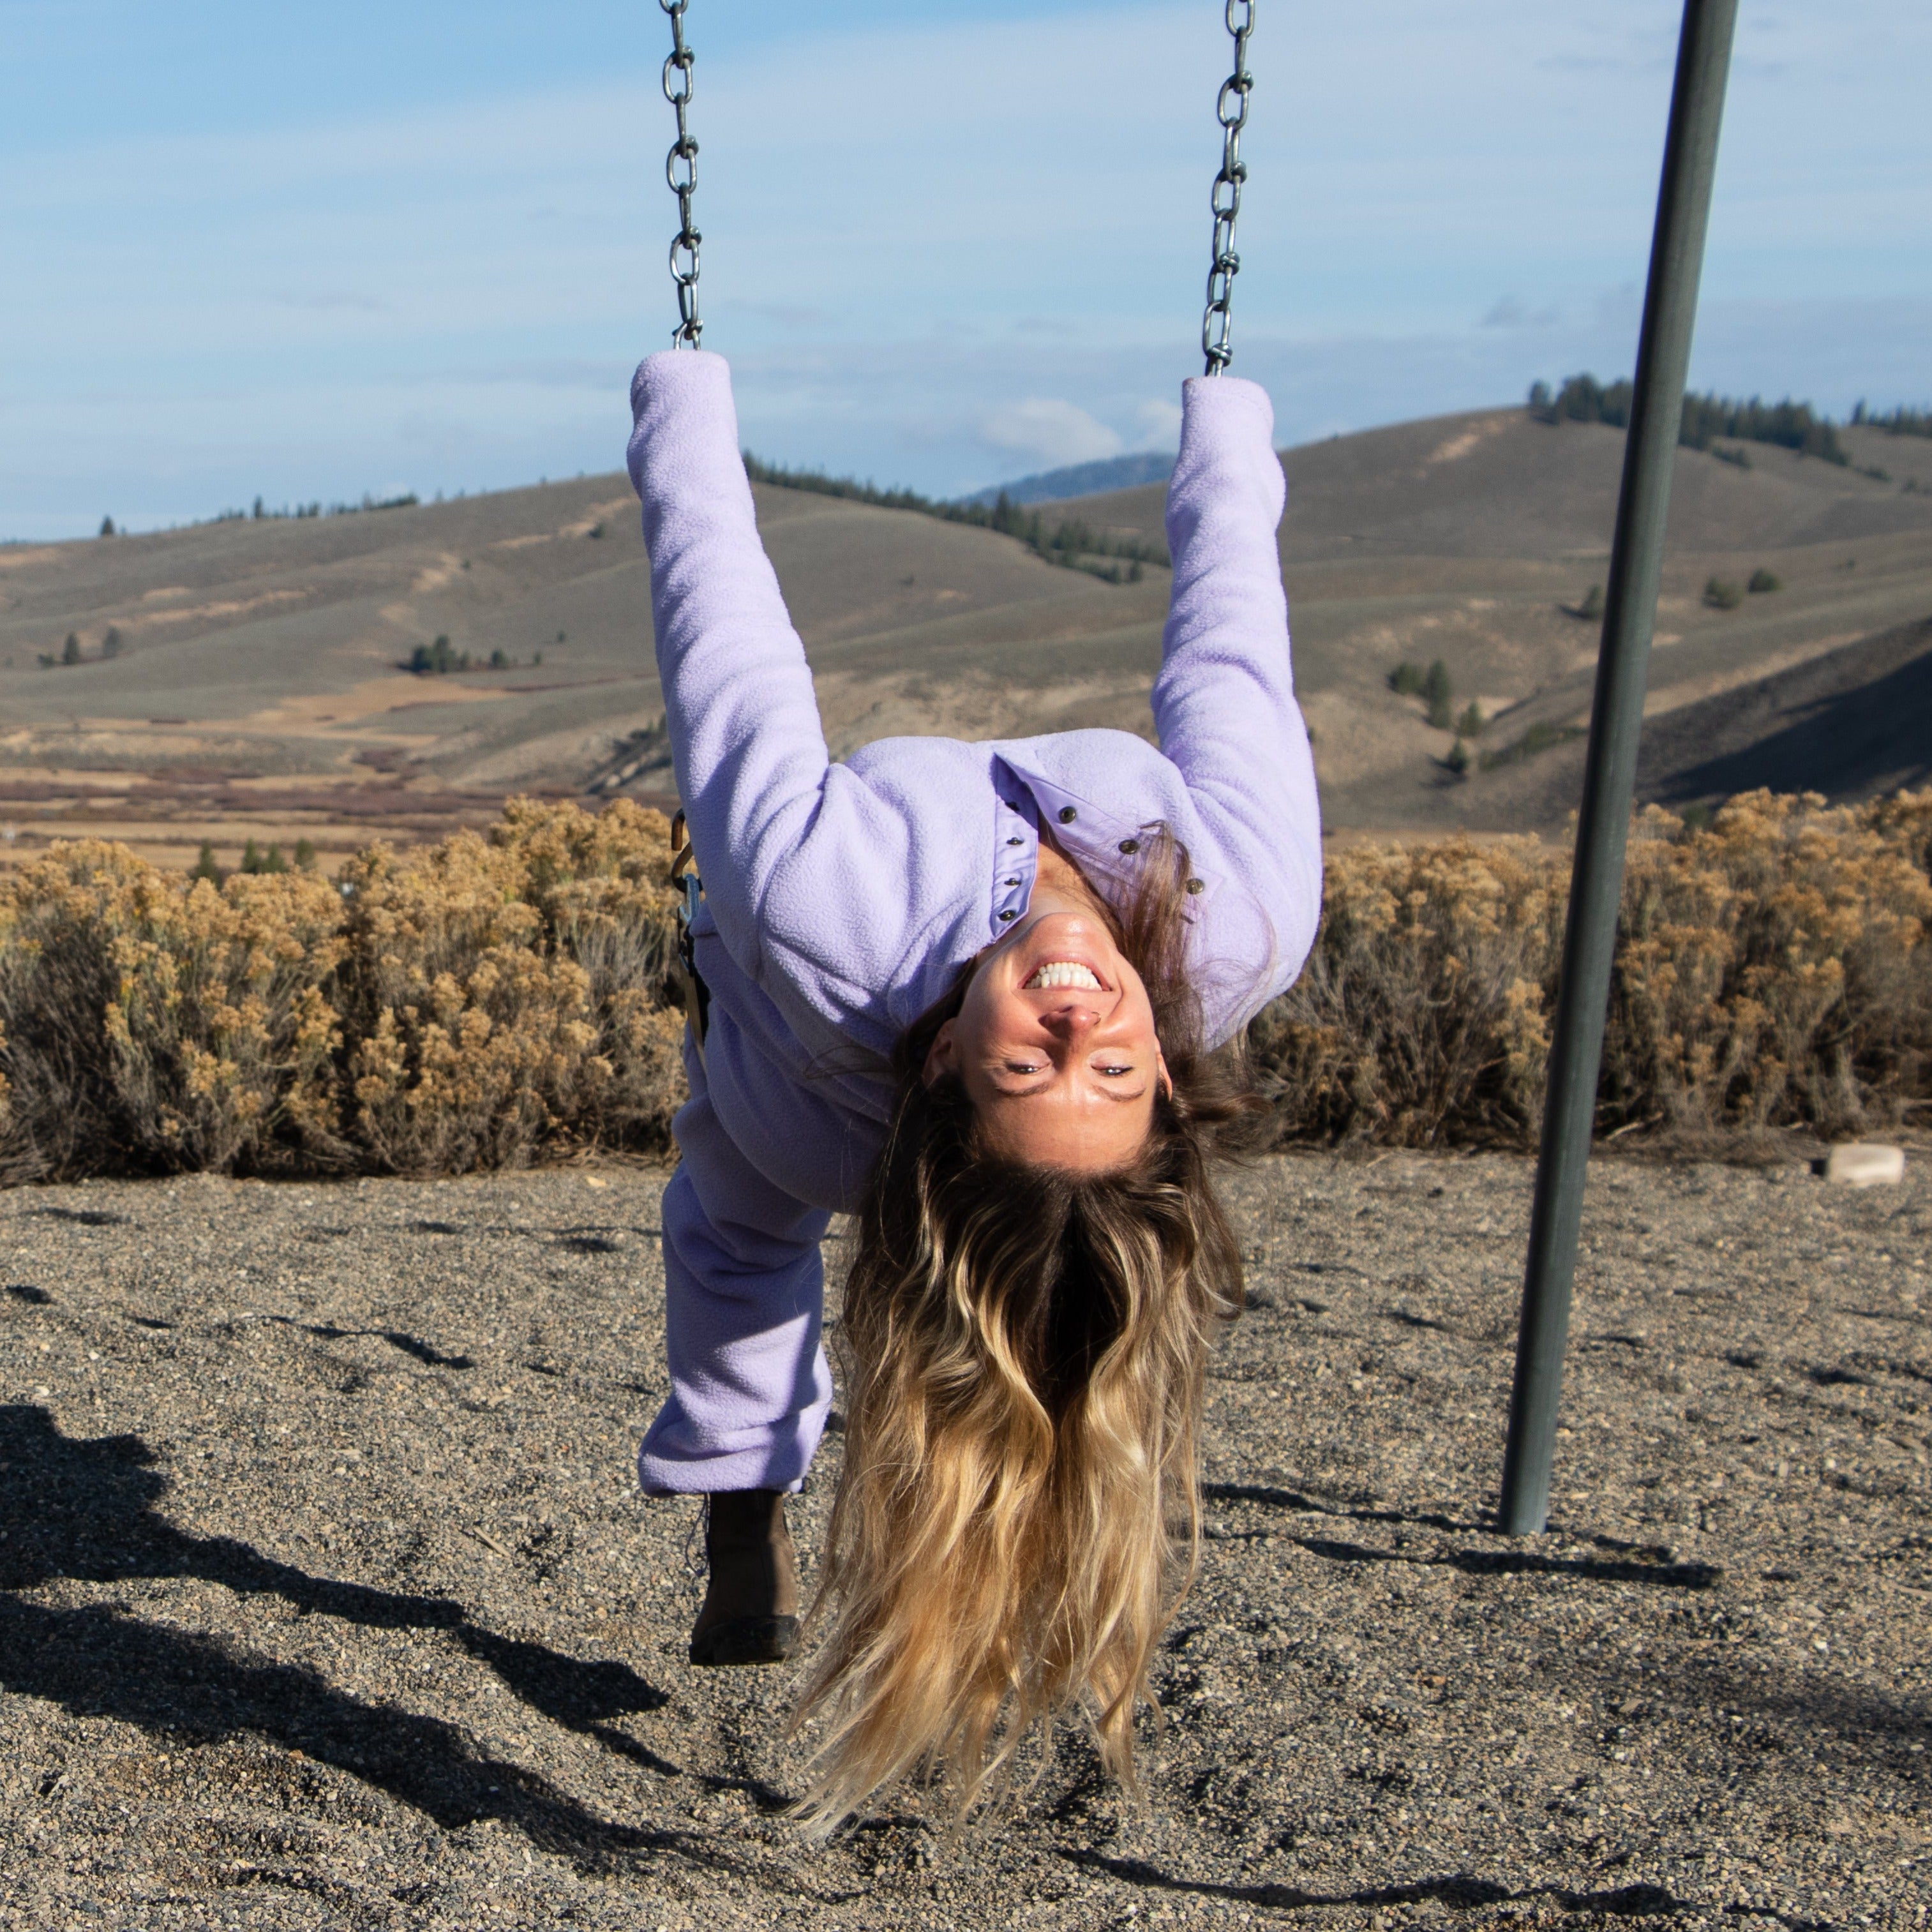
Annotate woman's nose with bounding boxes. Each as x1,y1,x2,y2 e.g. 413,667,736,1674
1040,1003,1100,1041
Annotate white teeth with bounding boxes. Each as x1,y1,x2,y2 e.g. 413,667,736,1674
1025,961,1104,991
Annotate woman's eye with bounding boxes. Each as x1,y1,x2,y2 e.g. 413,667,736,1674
1097,1063,1132,1078
1006,1061,1044,1076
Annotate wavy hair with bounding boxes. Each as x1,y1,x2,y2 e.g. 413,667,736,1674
791,828,1261,1833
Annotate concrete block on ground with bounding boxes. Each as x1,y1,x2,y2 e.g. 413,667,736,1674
1823,1143,1906,1188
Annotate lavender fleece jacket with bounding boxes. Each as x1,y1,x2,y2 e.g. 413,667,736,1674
627,350,1321,1490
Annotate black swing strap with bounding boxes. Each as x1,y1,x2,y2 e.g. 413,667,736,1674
668,811,711,1057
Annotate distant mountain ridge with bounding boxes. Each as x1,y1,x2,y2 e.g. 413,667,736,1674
955,449,1176,509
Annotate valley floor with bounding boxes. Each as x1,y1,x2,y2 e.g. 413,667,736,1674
0,1153,1926,1929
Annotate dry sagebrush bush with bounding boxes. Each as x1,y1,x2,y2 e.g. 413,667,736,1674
0,800,687,1183
1248,835,1561,1146
0,791,1925,1180
1605,793,1932,1141
337,798,685,1174
0,841,347,1181
1248,789,1932,1150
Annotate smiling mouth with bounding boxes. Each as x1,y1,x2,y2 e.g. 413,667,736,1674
1024,961,1105,991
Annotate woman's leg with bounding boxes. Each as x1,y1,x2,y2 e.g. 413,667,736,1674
641,1081,834,1498
640,1068,834,1663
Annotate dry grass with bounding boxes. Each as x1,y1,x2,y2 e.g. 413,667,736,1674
0,790,1926,1183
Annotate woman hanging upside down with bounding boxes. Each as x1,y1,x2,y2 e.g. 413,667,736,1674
627,347,1321,1830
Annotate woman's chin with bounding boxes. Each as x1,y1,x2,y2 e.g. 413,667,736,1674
1005,911,1122,980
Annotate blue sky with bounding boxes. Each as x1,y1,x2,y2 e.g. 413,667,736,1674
3,0,1927,539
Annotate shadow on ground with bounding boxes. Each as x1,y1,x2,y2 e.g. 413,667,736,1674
1068,1852,1701,1922
0,1404,709,1874
1201,1481,1723,1588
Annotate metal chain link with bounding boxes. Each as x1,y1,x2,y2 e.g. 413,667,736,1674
1201,0,1255,376
661,0,701,348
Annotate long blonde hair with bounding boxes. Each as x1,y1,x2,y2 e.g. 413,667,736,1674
791,829,1259,1832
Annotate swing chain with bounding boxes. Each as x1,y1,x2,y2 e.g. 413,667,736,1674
1201,0,1255,376
661,0,702,348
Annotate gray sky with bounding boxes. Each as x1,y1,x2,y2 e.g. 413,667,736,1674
3,0,1926,538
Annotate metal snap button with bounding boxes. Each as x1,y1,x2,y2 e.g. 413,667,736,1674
998,910,1016,922
1058,805,1077,823
1118,838,1140,855
1007,837,1024,847
1004,878,1020,887
1185,878,1204,894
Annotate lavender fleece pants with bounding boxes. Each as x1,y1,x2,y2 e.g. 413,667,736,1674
636,1037,835,1496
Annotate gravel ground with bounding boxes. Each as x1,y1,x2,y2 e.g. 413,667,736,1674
0,1151,1926,1931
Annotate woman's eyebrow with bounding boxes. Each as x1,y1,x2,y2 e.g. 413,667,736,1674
1101,1084,1151,1105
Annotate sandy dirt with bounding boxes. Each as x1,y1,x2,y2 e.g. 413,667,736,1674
0,1150,1926,1929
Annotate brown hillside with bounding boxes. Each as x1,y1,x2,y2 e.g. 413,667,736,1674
0,477,1164,867
1,404,1927,865
1160,408,1930,834
1640,615,1932,808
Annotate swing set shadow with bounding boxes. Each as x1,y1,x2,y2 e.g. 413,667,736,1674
1063,1854,1704,1924
1201,1483,1724,1591
0,1402,802,1877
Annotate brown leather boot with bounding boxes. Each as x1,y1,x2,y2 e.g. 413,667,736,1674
688,1488,800,1667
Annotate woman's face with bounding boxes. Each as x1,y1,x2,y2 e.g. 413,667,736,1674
923,909,1168,1174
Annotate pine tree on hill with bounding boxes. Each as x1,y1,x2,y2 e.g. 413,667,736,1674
1529,375,1848,465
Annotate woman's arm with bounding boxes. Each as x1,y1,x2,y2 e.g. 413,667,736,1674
629,351,929,1022
1152,375,1323,1009
628,350,837,980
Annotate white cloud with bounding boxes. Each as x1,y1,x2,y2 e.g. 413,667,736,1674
1134,398,1184,450
979,399,1123,469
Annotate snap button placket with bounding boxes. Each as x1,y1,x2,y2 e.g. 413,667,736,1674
992,775,1038,937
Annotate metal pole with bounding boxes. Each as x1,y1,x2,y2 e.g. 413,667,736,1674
1497,0,1739,1537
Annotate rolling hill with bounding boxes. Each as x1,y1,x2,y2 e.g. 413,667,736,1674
0,403,1928,869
